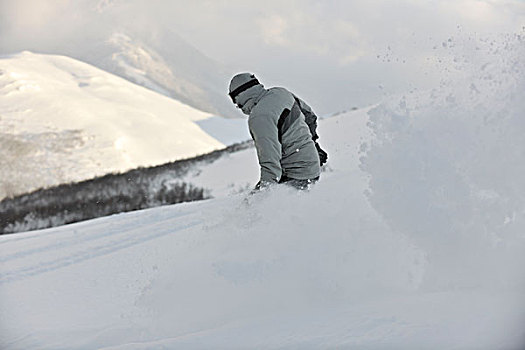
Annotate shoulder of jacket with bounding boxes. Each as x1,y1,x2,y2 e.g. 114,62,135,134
263,87,294,105
268,87,292,95
250,87,294,119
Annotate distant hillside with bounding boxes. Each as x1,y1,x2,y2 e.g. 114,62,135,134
79,31,239,118
0,141,253,235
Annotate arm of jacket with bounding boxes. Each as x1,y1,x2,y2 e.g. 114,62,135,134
293,95,319,141
248,113,282,183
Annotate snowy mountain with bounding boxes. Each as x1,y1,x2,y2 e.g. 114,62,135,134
0,52,249,199
77,30,238,118
1,0,239,118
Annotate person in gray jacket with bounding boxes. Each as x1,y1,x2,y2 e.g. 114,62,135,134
228,73,327,190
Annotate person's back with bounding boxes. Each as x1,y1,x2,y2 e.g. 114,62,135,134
228,73,326,190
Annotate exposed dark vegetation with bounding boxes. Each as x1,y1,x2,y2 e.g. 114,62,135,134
0,141,253,235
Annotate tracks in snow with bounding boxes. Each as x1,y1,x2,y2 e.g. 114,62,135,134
0,206,201,284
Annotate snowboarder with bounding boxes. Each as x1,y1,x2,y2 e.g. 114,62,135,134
228,73,328,191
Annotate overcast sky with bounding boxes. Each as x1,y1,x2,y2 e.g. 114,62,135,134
1,0,524,115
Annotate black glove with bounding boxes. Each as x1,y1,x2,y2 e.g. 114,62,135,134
315,142,328,166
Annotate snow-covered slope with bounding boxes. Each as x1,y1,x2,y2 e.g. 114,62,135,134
1,104,524,348
0,52,249,199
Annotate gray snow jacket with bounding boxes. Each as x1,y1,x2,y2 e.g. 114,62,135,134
234,82,321,184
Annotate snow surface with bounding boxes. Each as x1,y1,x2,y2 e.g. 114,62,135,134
2,33,525,349
0,52,248,199
2,109,524,348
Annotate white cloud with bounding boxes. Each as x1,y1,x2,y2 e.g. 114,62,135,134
258,15,289,46
256,11,367,66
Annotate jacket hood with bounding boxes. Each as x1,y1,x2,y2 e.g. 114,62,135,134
236,84,266,115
